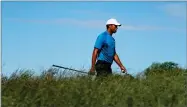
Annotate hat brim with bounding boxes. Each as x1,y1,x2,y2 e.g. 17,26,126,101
116,24,121,26
115,23,122,26
106,23,122,26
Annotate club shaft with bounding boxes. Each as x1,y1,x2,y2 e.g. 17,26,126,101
52,64,87,74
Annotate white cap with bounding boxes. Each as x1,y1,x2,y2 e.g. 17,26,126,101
106,18,121,26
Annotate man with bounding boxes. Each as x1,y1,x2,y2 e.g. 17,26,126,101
89,18,127,77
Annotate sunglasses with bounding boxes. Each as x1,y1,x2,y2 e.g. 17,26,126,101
114,25,118,28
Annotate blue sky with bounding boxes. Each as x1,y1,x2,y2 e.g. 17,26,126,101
2,1,186,77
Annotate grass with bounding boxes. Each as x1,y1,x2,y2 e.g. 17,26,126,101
2,67,187,107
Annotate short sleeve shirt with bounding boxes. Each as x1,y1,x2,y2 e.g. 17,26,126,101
94,31,116,63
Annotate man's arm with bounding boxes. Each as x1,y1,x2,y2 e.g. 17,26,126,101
114,53,126,72
89,48,99,73
90,34,104,72
114,53,123,67
91,48,99,69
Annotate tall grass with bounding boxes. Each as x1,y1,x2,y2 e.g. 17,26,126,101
2,67,187,107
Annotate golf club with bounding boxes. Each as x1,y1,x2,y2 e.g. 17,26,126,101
52,64,129,79
52,64,88,74
52,64,97,81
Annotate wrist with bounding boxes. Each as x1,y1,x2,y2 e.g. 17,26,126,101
91,65,95,68
120,65,124,68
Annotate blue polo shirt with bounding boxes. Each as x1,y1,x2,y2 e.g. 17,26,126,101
94,31,116,64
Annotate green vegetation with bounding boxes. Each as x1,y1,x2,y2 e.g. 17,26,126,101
2,61,187,107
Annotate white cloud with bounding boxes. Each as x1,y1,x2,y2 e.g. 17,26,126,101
7,18,184,32
55,18,105,28
70,10,110,17
120,25,158,31
8,18,105,28
160,3,186,18
121,25,184,32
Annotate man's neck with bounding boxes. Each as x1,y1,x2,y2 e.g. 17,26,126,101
107,29,113,36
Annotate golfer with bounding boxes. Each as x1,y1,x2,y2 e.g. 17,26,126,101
89,18,127,77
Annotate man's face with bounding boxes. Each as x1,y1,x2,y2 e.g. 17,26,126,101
109,24,118,33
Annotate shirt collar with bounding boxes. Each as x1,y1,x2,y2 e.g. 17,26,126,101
105,30,112,36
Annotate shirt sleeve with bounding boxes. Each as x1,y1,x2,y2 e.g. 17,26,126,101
94,35,105,50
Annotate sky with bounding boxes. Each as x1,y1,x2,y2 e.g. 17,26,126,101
2,1,187,77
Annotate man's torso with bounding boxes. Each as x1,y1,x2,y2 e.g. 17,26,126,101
94,31,116,64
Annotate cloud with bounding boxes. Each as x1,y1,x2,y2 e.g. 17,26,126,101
8,18,105,28
7,18,184,32
8,18,51,24
121,25,184,32
159,3,186,18
121,25,158,31
70,10,110,17
55,18,105,28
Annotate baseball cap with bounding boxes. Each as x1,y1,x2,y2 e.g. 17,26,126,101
106,18,121,26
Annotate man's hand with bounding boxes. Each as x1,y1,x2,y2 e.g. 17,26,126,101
89,67,96,75
120,66,127,73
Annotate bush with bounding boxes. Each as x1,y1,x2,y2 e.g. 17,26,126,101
2,61,187,107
